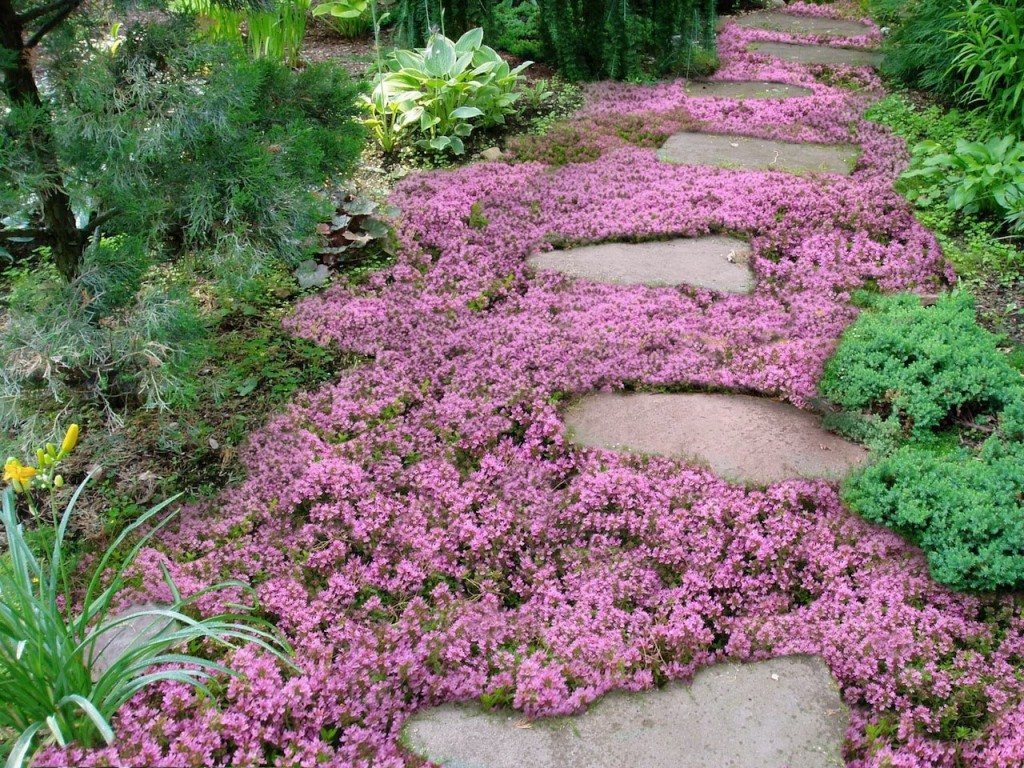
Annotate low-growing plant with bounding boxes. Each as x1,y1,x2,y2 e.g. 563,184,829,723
901,135,1024,234
0,427,293,768
843,425,1024,592
820,292,1022,439
364,28,530,154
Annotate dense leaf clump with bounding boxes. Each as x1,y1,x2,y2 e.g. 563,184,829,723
824,293,1024,591
821,293,1020,438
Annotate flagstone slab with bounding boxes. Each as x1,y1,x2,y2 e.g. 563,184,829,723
564,393,868,485
734,10,873,37
658,132,858,175
403,655,850,768
684,80,814,99
748,41,884,68
89,603,179,679
529,236,754,292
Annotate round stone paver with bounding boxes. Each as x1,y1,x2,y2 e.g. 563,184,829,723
564,392,868,485
733,10,873,37
403,655,850,768
747,41,884,68
529,236,754,293
658,132,858,175
684,80,814,99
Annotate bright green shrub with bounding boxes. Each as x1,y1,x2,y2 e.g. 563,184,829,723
364,28,529,154
490,0,543,59
901,135,1024,234
393,0,484,46
948,0,1024,132
820,293,1021,439
843,432,1024,592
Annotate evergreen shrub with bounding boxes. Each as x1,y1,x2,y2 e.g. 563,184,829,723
824,293,1024,591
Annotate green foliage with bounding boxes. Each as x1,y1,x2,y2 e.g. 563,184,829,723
0,252,206,443
824,293,1024,591
392,0,484,46
0,20,366,439
173,0,312,66
879,0,962,99
821,293,1021,439
489,0,543,59
364,28,529,155
312,0,374,37
901,135,1024,234
843,431,1024,592
0,455,291,768
535,0,718,81
947,0,1024,132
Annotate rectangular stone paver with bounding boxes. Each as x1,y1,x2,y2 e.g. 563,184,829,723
748,41,884,68
734,10,873,37
658,132,859,175
684,80,814,99
404,656,850,768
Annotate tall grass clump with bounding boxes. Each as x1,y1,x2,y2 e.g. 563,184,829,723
0,427,292,768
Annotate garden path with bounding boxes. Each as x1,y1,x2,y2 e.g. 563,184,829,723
61,5,1024,767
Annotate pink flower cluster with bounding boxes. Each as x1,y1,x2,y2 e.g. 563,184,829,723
43,7,1024,768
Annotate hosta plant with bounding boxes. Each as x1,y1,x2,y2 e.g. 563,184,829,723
364,28,530,154
900,135,1024,234
0,428,292,768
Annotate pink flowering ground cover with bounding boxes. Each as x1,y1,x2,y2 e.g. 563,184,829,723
44,8,1024,768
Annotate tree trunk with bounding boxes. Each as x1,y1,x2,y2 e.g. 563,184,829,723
0,0,84,281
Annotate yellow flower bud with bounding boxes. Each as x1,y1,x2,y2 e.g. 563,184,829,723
54,475,64,488
37,449,45,467
46,443,57,459
60,424,79,456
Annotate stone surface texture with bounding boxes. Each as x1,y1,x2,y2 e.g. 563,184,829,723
89,603,179,679
658,132,858,175
684,80,814,99
529,236,754,292
403,655,850,768
734,10,873,37
564,392,868,485
747,41,884,68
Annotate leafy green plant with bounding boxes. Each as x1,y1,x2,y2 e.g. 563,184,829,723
0,428,292,768
489,0,543,59
820,292,1022,439
879,0,962,99
174,0,312,66
843,425,1024,592
947,0,1024,132
901,135,1024,234
364,28,530,154
312,0,373,37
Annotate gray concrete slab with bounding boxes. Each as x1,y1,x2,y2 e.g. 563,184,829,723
88,603,180,679
529,236,754,293
734,10,873,37
403,656,850,768
747,41,883,68
658,132,858,175
684,80,814,99
564,393,868,485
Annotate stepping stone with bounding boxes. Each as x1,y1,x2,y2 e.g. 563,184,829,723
88,603,180,679
529,236,754,293
734,10,874,37
748,41,884,68
564,393,868,485
684,80,814,99
658,132,858,175
403,655,850,768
